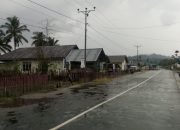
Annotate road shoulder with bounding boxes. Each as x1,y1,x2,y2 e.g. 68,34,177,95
173,71,180,90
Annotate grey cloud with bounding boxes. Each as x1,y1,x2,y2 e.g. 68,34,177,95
1,0,180,56
160,12,177,25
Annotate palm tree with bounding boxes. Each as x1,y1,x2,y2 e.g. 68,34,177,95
32,32,47,47
0,30,12,53
47,37,59,46
175,50,179,57
1,16,30,50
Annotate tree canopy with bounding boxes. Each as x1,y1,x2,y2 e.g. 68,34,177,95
32,32,46,47
32,32,59,47
47,37,59,46
1,16,30,50
0,29,12,53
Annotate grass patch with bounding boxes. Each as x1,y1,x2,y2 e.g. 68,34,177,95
93,77,114,84
0,96,52,108
0,97,16,107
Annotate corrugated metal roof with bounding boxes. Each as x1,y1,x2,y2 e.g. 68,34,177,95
66,48,103,62
108,55,128,63
0,45,78,61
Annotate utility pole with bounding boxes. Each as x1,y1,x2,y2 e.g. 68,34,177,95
135,45,141,66
45,19,49,37
77,7,96,69
41,19,52,37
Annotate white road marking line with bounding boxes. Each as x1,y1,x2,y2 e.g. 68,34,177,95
50,71,161,130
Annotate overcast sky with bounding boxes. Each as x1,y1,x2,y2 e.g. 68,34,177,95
1,0,180,56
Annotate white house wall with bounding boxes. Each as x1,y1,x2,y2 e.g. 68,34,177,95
23,60,64,74
121,60,127,71
48,60,64,74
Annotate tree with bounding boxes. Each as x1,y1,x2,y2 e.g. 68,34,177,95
47,37,59,46
175,50,179,57
32,32,46,47
159,58,176,67
0,30,12,53
1,16,30,50
32,32,59,47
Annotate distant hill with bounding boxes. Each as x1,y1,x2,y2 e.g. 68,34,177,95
128,54,170,65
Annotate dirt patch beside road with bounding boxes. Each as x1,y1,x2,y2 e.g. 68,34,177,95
0,76,115,108
21,77,115,99
0,97,52,108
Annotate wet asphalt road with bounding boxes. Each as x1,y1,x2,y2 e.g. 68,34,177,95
0,70,180,130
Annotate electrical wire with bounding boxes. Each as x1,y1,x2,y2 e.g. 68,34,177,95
26,0,84,24
0,17,70,33
87,33,120,54
84,0,118,28
9,0,51,17
100,22,180,30
88,25,133,52
85,0,180,30
96,28,180,43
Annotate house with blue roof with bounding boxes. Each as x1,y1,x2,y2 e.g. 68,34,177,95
66,48,109,71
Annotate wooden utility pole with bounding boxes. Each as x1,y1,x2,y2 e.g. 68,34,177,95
45,19,49,37
77,7,96,69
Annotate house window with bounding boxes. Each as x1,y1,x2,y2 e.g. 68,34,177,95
23,62,31,72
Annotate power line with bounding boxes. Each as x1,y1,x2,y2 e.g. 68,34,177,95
5,0,86,37
0,17,43,29
88,25,132,52
85,0,180,47
70,0,125,50
73,0,114,28
84,0,140,53
87,33,116,54
84,0,116,27
77,7,96,69
0,15,85,35
63,0,80,9
74,29,84,44
8,0,50,17
84,0,180,31
0,10,40,24
0,17,63,33
0,17,60,32
100,22,180,30
74,0,85,8
96,28,180,43
8,0,70,26
0,17,86,45
26,0,84,24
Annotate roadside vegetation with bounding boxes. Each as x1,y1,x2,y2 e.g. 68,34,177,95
0,30,12,53
0,16,59,74
159,58,177,67
157,50,180,70
0,16,59,54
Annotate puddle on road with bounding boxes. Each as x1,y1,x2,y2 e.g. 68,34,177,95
71,83,109,101
1,98,52,129
83,91,101,96
83,91,108,96
0,98,53,108
56,93,64,96
6,111,18,124
70,84,103,94
70,84,93,93
36,100,51,112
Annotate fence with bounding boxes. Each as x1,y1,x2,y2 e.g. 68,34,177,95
0,70,127,97
0,74,48,97
56,71,125,82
